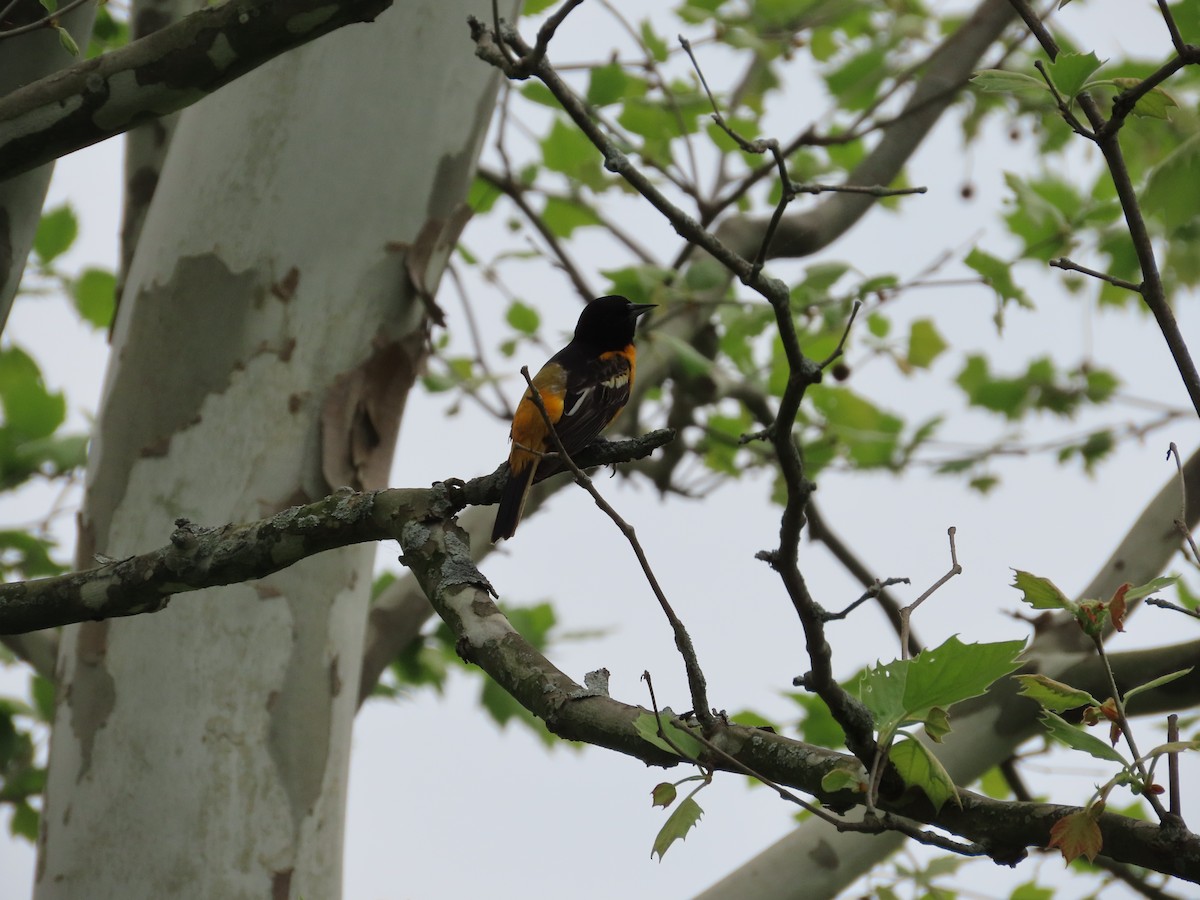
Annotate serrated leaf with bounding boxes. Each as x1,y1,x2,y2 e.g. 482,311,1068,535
1047,51,1104,100
854,636,1026,742
1040,710,1128,764
652,796,703,860
1015,674,1099,711
890,736,959,812
651,782,676,808
1048,810,1103,864
1110,77,1178,120
1012,570,1072,610
633,712,703,760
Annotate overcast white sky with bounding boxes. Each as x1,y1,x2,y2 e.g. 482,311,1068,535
2,2,1198,899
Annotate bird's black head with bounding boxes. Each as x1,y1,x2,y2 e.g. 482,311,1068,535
572,295,655,350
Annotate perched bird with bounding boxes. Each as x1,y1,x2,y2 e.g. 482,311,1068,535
491,295,655,542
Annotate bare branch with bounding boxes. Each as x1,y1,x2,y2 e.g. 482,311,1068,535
0,432,675,634
519,367,714,727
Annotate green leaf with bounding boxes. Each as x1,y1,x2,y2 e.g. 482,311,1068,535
1124,575,1178,602
0,531,65,578
820,763,866,794
540,119,604,190
1012,570,1073,611
0,346,67,441
1046,51,1104,100
1015,674,1099,711
541,196,602,238
33,205,78,264
808,385,903,468
970,69,1051,98
890,736,959,812
467,176,501,214
31,675,56,724
639,20,668,62
906,319,947,369
1040,710,1128,764
73,268,117,329
964,247,1030,309
587,61,628,106
650,782,676,808
1124,668,1194,707
1110,77,1178,120
522,0,558,14
506,300,540,335
9,802,38,841
55,25,80,56
658,332,712,378
1143,132,1200,230
1010,882,1054,900
786,692,846,748
652,795,703,860
633,712,704,760
853,636,1026,743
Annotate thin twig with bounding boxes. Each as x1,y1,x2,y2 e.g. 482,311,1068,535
1167,713,1182,819
792,182,927,197
643,671,710,764
1167,443,1200,566
1089,634,1171,822
1050,257,1141,293
0,0,91,40
519,366,714,728
1145,597,1200,619
1156,0,1188,56
899,527,962,659
818,300,862,370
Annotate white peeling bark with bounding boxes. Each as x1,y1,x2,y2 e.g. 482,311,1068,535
0,4,97,331
36,3,504,897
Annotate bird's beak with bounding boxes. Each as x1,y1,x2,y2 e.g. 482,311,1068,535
632,304,656,318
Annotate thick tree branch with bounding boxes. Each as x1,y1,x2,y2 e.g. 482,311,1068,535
713,0,1018,260
0,431,674,634
0,0,394,181
397,506,1200,882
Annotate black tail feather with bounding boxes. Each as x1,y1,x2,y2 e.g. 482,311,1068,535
491,463,537,542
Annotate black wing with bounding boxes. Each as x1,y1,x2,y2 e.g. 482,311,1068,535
551,346,634,456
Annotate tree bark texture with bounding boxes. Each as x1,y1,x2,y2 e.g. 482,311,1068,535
34,3,505,897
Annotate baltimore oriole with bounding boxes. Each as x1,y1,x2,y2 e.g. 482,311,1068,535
491,295,655,542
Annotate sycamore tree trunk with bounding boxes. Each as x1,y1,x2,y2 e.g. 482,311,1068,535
35,3,503,897
0,4,97,330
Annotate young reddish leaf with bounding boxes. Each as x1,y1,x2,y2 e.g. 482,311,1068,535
1108,583,1128,632
1048,811,1102,864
